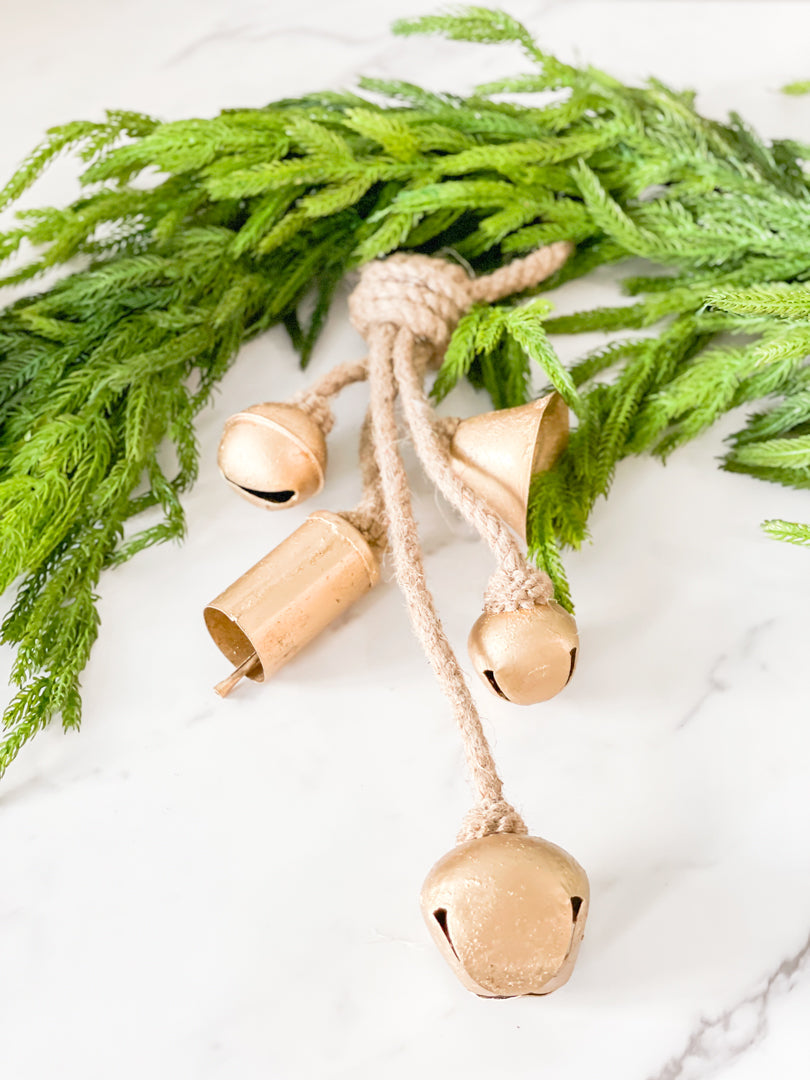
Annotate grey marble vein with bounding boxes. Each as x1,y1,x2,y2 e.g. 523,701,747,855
677,619,775,730
647,932,810,1080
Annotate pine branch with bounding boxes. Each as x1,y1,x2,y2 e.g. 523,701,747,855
1,5,810,773
762,519,810,545
783,81,810,96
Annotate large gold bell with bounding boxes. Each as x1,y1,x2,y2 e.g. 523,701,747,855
421,832,589,997
217,402,327,510
468,601,579,705
449,392,568,538
204,510,379,694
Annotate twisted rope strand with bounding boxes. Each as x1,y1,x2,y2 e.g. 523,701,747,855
392,335,553,607
366,323,526,840
342,409,388,550
292,359,368,434
345,244,574,839
266,245,574,838
468,242,573,304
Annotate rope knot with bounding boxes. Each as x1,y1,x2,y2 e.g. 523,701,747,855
483,566,554,613
349,241,574,364
292,389,335,435
349,252,473,352
457,798,529,842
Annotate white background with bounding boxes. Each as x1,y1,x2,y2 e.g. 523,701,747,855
2,3,810,1078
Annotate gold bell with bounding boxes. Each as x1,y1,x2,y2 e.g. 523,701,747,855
204,510,379,696
449,392,568,538
217,403,327,509
421,832,589,997
468,601,578,705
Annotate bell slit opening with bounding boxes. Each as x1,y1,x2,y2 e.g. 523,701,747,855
483,669,509,701
239,486,297,504
566,647,578,685
432,908,459,960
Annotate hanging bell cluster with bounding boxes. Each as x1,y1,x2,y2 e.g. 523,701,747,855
204,389,579,703
201,243,588,1000
202,386,586,996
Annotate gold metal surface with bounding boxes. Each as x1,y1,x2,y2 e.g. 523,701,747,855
468,601,579,706
204,511,379,690
449,392,569,538
421,832,589,997
217,403,327,510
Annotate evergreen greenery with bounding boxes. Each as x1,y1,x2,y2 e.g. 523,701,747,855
1,6,809,775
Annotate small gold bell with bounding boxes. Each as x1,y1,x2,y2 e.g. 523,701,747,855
468,602,578,705
449,392,568,538
204,510,379,695
421,832,589,997
217,403,327,509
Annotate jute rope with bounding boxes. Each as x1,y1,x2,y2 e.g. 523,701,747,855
392,330,553,613
342,409,388,550
366,321,528,840
292,359,367,435
290,241,573,840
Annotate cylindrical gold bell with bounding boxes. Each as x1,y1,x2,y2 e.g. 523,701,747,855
468,602,579,705
217,403,327,510
204,511,379,687
449,392,569,538
421,832,589,997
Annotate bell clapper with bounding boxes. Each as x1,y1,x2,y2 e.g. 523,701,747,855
214,652,261,698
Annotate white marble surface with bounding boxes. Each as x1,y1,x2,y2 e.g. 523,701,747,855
2,2,810,1078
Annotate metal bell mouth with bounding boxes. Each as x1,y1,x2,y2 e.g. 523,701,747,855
449,392,569,538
